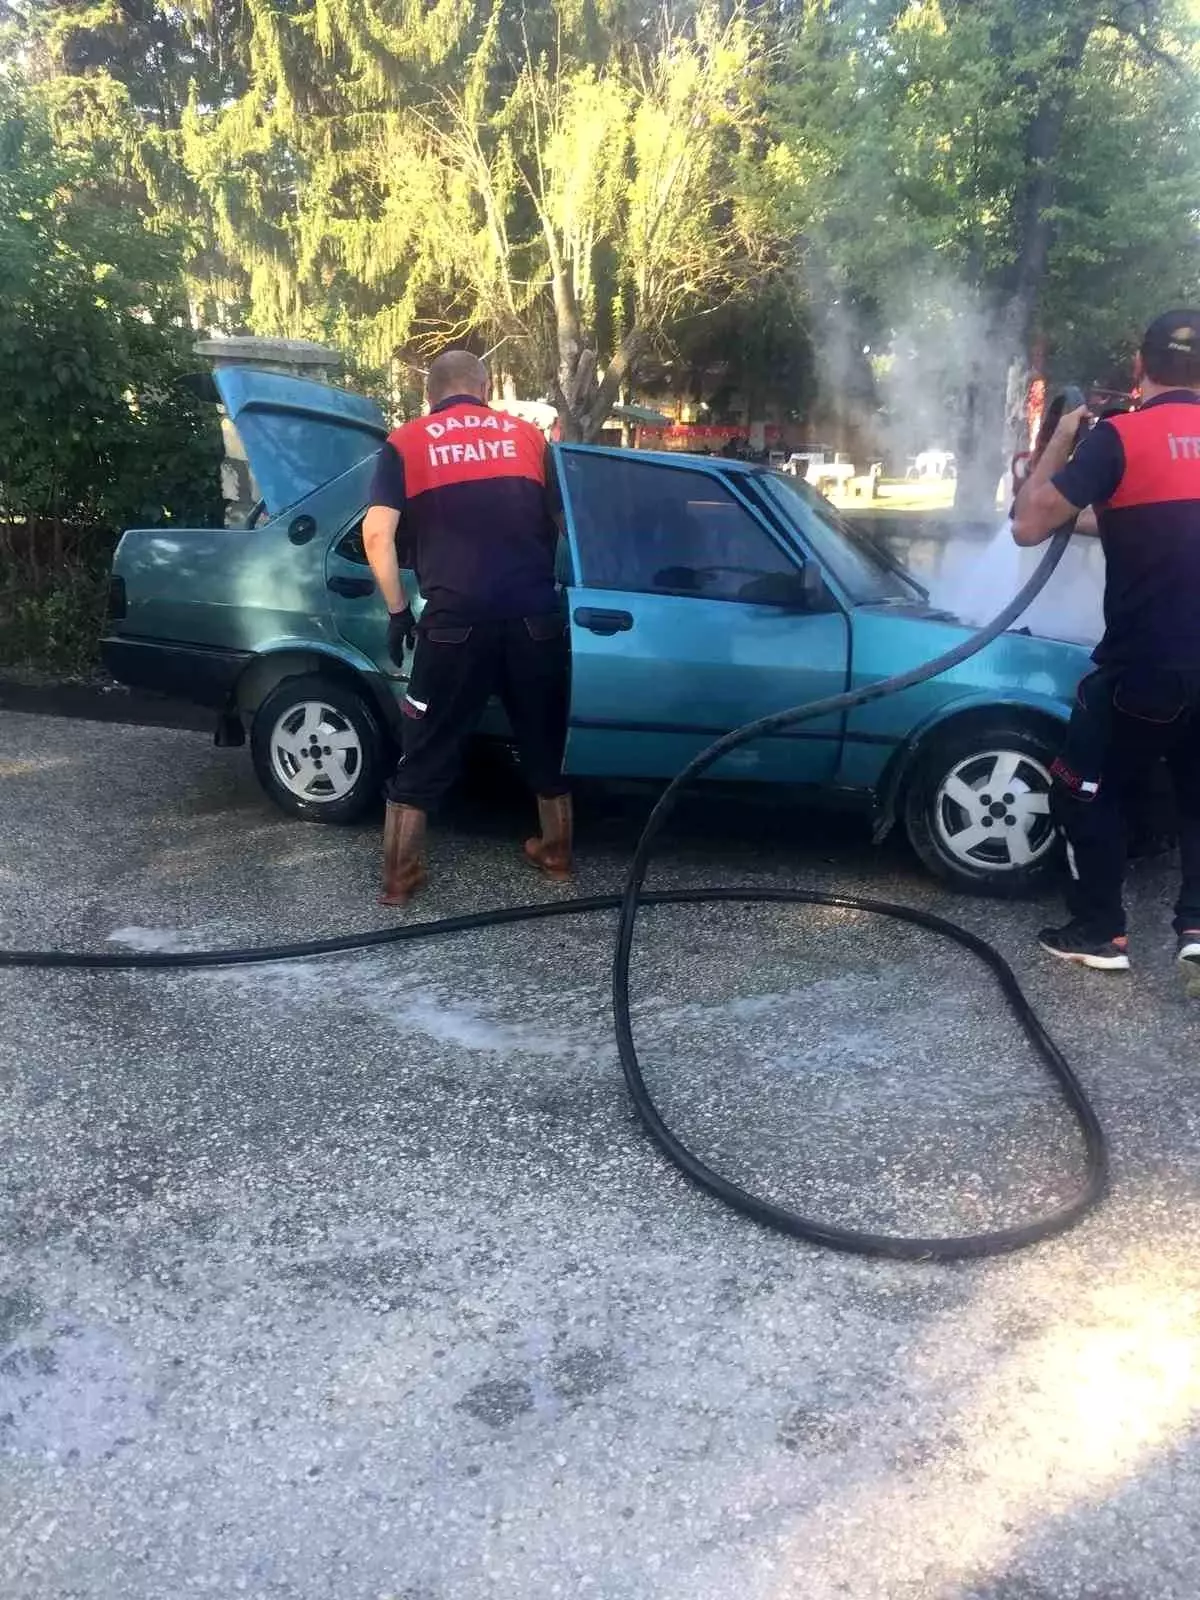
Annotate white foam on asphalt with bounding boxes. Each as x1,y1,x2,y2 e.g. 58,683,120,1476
107,926,199,954
204,952,602,1064
393,993,589,1059
0,1321,154,1466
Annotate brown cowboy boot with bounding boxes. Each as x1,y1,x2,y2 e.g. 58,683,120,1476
380,803,428,906
523,792,573,882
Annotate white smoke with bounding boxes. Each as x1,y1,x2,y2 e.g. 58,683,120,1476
934,521,1105,644
870,276,997,471
807,265,1014,480
808,252,1108,645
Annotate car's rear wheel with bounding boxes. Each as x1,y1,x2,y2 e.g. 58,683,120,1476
250,673,386,823
903,722,1061,896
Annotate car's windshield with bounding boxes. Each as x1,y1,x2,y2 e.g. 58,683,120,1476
757,472,922,604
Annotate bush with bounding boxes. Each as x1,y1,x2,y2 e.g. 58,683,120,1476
0,560,114,679
0,80,222,674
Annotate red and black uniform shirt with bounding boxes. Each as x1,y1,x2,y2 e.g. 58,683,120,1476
1054,390,1200,668
367,395,563,624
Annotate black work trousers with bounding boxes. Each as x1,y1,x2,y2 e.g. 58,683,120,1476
1052,666,1200,938
386,613,569,811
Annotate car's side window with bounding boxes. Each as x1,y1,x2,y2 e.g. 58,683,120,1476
335,522,369,564
334,518,422,594
561,452,799,602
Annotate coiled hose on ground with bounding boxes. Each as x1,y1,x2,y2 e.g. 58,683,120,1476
0,526,1104,1261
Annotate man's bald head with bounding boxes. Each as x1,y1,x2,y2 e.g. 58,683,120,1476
426,349,488,406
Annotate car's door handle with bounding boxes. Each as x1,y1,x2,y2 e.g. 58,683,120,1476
327,575,376,598
574,606,634,635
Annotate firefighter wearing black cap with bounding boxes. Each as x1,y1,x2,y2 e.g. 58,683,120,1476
362,350,570,906
1013,310,1200,992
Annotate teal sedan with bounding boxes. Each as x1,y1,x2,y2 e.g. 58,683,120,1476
102,367,1091,894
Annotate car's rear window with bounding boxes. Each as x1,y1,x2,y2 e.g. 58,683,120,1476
232,411,384,517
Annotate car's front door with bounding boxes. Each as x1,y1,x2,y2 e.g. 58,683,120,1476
556,449,851,784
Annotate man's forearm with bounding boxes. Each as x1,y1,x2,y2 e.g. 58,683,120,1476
370,555,409,614
362,506,409,613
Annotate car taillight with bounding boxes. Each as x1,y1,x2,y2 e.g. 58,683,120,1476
107,576,127,620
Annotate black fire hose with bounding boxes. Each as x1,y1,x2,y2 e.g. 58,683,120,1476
0,526,1105,1261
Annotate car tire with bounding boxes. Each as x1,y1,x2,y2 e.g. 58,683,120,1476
903,721,1062,897
250,673,387,824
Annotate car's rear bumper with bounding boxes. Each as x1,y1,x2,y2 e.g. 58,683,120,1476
101,636,253,709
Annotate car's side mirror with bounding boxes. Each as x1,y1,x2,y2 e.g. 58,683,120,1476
738,565,827,609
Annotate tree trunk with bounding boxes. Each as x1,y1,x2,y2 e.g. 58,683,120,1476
954,7,1095,515
553,331,643,444
1004,14,1093,354
954,340,1041,518
554,401,585,443
581,329,643,442
954,345,1010,518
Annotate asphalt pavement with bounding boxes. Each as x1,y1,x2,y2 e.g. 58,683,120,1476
3,709,1200,1600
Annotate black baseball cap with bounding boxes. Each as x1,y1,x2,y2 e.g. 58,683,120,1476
1142,309,1200,360
1140,309,1200,385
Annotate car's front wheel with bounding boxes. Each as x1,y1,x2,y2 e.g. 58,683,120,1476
250,673,387,823
903,722,1061,896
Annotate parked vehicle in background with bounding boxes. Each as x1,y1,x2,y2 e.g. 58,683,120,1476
782,446,832,478
102,368,1094,895
907,449,957,481
783,447,858,496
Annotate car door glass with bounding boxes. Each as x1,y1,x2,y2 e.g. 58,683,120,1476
334,517,421,605
562,452,799,601
335,521,368,564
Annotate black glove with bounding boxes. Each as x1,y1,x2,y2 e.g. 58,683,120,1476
386,607,416,667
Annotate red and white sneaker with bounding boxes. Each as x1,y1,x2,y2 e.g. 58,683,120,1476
1037,921,1131,972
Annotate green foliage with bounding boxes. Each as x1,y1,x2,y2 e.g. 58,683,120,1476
0,80,221,534
17,0,781,436
1041,13,1200,386
666,278,818,423
0,560,114,677
0,77,222,670
772,0,1200,499
361,7,775,435
6,0,1200,492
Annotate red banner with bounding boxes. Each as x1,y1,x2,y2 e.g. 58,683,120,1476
639,422,744,439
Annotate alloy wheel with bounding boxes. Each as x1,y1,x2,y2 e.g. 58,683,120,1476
933,748,1054,873
268,700,364,803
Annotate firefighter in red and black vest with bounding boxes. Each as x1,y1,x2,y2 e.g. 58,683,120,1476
362,350,570,906
1014,310,1200,991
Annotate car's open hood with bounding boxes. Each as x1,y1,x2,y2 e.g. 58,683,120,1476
211,366,387,517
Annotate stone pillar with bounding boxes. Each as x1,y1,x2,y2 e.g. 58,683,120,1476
193,336,344,382
193,337,345,525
